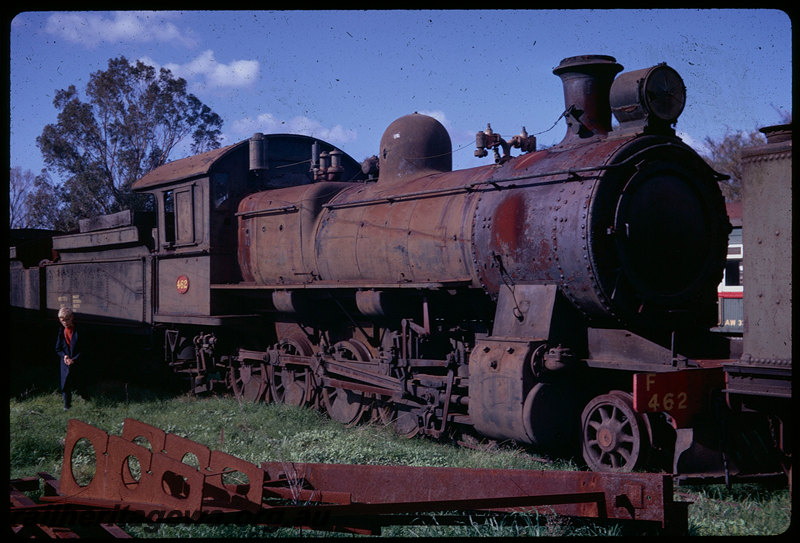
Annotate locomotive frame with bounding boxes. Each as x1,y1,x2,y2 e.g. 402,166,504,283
10,54,791,482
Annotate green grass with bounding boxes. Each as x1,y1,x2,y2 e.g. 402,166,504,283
9,377,791,537
678,483,792,536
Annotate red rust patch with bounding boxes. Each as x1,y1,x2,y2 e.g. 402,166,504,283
492,193,527,254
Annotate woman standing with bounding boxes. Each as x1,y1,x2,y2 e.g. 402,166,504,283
55,307,85,409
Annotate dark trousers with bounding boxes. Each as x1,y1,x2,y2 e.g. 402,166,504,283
61,367,88,408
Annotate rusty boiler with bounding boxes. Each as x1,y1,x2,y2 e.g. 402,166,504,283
238,55,728,332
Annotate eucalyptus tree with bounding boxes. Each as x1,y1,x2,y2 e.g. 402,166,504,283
34,56,223,229
701,112,791,203
702,130,765,203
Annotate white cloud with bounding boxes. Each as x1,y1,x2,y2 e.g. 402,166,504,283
44,11,196,48
139,51,260,92
165,50,259,90
230,113,357,146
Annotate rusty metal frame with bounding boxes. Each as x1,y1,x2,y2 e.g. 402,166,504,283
11,418,688,536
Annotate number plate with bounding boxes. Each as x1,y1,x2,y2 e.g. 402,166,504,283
632,368,724,427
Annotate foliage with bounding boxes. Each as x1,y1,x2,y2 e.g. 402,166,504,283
30,56,223,230
18,170,83,231
701,129,766,202
701,112,791,203
9,166,36,228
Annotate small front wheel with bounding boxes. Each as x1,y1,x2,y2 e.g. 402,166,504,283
581,391,650,472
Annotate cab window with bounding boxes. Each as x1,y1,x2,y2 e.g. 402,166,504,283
163,186,195,246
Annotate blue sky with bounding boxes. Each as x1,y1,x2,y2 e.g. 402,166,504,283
9,9,792,179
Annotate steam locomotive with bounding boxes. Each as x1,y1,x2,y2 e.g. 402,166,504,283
10,54,791,481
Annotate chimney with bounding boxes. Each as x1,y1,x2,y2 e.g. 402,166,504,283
553,55,623,145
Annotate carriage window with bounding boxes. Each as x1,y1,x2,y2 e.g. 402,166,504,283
164,190,175,244
724,258,743,287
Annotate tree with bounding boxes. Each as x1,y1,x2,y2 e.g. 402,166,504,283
702,129,765,202
702,112,792,202
9,167,36,228
23,172,78,231
34,56,223,230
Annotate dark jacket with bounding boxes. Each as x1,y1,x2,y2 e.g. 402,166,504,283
56,326,82,390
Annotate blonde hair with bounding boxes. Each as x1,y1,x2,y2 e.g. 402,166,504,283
58,307,74,320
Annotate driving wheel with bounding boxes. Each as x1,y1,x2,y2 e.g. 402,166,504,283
271,336,313,407
369,367,420,438
322,340,369,426
391,406,422,438
229,359,268,403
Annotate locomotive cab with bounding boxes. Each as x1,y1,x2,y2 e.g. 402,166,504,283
131,134,366,325
132,140,257,322
126,134,367,392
